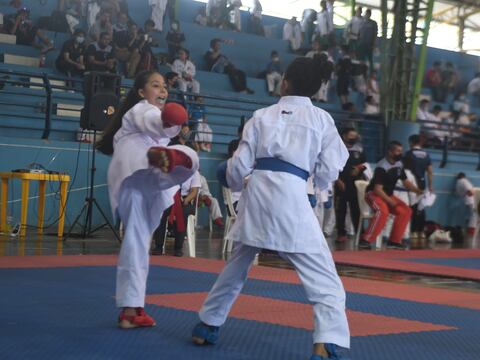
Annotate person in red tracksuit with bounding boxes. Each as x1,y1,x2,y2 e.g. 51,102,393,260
359,141,423,250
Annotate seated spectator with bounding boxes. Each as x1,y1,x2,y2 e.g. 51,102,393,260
424,105,446,144
6,8,53,52
249,0,264,36
343,6,363,55
452,91,469,114
85,31,116,72
143,19,160,47
467,72,480,104
172,48,200,94
305,39,322,58
166,20,186,60
195,115,213,152
358,141,422,250
439,62,458,103
455,172,478,236
364,95,379,114
283,16,302,52
113,21,144,78
89,10,112,42
351,58,368,94
165,71,180,90
195,7,208,26
206,0,227,28
228,122,244,158
204,38,254,94
198,173,224,227
366,70,380,104
152,171,201,257
189,95,205,130
172,122,198,151
424,61,442,102
265,51,283,96
55,28,86,84
336,46,353,105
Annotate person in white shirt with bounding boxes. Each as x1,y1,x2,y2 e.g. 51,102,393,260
199,174,225,227
455,172,478,236
192,57,350,360
467,73,480,99
172,48,200,94
195,116,213,152
315,0,334,50
228,0,242,31
366,70,380,105
149,0,168,32
283,16,302,52
364,95,379,114
343,7,363,53
97,71,199,329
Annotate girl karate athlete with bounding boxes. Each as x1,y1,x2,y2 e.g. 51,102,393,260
97,70,199,329
192,58,351,360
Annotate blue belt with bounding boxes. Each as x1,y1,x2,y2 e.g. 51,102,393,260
254,157,309,181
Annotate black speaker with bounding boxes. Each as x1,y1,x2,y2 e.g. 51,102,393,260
80,72,121,131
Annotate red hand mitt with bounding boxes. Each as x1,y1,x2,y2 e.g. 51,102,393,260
161,102,188,127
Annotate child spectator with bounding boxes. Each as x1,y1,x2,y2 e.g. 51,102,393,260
166,20,186,60
265,51,283,96
366,70,380,105
195,116,213,152
198,173,225,227
364,95,379,114
172,48,200,94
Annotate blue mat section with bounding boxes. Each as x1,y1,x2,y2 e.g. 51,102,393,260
1,265,479,360
403,258,480,270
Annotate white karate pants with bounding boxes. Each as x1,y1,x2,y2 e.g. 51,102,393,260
266,71,282,94
207,196,222,220
178,78,200,94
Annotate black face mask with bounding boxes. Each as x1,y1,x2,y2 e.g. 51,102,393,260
393,154,403,161
346,138,358,146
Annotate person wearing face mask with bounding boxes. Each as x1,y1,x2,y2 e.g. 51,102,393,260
85,31,116,72
96,70,199,329
265,51,284,96
334,128,366,242
166,20,186,61
55,28,86,82
359,141,423,250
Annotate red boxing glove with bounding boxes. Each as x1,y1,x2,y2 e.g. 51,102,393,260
161,102,188,128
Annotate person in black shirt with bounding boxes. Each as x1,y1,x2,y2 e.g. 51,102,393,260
359,141,422,250
334,128,366,242
6,8,53,52
55,29,86,79
403,134,433,241
85,31,116,72
166,20,186,61
336,46,352,105
227,122,244,158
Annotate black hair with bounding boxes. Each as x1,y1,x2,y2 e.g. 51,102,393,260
387,140,403,152
165,71,178,81
144,19,155,27
238,122,245,135
99,31,110,39
271,50,278,56
457,172,466,179
210,38,221,48
342,102,355,111
341,127,357,137
432,105,442,112
283,57,324,97
73,28,85,36
408,134,421,145
97,70,161,155
420,99,430,105
365,95,374,103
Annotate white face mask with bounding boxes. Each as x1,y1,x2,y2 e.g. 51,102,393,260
171,23,178,31
75,36,85,44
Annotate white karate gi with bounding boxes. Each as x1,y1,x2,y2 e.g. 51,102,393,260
109,100,199,308
456,177,478,229
283,20,302,51
199,96,350,348
199,175,223,220
149,0,168,31
195,121,213,144
171,59,200,94
314,183,336,237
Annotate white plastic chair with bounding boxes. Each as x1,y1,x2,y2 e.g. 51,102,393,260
222,186,237,253
185,192,200,258
354,180,382,249
473,187,480,240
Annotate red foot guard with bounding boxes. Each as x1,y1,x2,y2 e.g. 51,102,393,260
148,147,193,172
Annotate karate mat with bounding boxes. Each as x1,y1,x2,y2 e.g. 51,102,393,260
333,249,480,281
1,255,479,360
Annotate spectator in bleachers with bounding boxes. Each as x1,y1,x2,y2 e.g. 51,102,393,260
351,58,368,94
305,39,322,58
452,91,469,114
86,0,101,30
358,141,422,250
455,172,478,236
283,16,302,53
416,98,432,121
364,95,379,114
172,122,199,151
467,72,480,104
85,31,116,72
58,0,85,34
306,50,333,103
6,8,53,53
149,0,168,32
439,62,458,103
228,122,244,158
315,1,334,52
112,11,128,34
165,71,180,91
206,0,225,27
195,115,213,152
143,19,160,47
334,127,366,242
195,7,208,26
166,20,186,60
113,21,144,78
336,46,353,105
228,0,242,32
100,0,128,20
403,134,433,241
172,48,200,94
55,28,86,81
300,8,317,49
343,6,363,55
189,95,205,129
198,174,225,227
249,0,264,36
89,10,112,42
366,70,380,105
420,104,447,146
357,9,377,72
424,61,442,102
265,51,283,96
204,38,254,94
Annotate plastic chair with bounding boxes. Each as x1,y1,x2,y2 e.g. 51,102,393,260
473,187,480,240
185,192,200,258
354,180,382,249
222,186,237,253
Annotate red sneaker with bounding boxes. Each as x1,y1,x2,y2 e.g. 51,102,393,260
214,218,224,228
148,147,192,172
118,307,156,329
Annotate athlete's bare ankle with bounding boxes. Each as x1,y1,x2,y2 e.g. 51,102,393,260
313,343,329,357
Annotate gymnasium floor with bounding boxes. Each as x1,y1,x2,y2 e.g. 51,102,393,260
0,228,479,359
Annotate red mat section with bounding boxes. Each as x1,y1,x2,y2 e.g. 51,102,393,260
147,292,456,336
333,249,480,281
2,255,480,310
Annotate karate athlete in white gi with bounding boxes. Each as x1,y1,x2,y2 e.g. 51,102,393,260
97,70,199,329
192,57,351,360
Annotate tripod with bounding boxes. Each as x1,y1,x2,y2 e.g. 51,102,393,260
64,130,120,242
